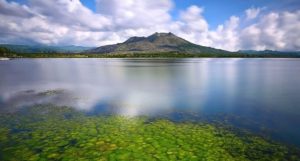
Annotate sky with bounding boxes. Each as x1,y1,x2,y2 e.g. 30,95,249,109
0,0,300,51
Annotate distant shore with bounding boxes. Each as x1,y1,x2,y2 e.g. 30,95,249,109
1,52,300,58
0,57,10,60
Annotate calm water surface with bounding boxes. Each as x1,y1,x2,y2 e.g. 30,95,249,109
1,58,300,146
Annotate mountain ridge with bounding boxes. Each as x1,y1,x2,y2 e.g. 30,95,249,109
87,32,234,54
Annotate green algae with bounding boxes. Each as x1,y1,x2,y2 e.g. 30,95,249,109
0,105,299,161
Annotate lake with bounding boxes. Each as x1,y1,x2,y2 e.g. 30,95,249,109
0,58,300,160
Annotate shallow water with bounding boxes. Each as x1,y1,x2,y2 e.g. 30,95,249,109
1,58,300,147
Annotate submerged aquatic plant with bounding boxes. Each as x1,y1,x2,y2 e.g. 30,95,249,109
0,105,299,161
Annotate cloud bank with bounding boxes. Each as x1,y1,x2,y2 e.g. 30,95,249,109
0,0,299,51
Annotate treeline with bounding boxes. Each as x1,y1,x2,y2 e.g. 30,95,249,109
94,52,300,58
0,47,19,57
1,50,300,58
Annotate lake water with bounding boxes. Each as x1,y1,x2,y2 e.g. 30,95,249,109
1,58,300,147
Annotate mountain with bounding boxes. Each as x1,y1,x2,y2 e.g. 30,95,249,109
88,32,234,54
0,44,94,53
239,50,300,56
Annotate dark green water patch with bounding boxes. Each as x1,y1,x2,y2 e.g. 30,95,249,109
0,105,299,161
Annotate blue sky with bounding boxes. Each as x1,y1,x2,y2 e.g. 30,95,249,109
173,0,265,28
1,0,300,51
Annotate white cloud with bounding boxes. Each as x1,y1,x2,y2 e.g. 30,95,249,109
96,0,173,29
240,11,300,50
179,5,208,33
0,0,34,18
0,0,113,46
245,7,261,20
28,0,111,31
170,6,239,51
207,16,240,51
0,0,299,51
169,6,210,47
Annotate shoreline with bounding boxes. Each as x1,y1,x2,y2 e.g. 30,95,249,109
0,57,10,60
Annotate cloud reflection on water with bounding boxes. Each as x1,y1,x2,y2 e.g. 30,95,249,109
1,58,300,146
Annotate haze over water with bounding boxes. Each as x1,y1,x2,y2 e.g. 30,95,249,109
1,58,300,146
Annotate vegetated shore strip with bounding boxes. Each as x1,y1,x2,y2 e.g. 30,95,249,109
1,51,300,58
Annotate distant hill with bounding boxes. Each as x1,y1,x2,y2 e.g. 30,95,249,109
88,32,234,54
239,50,300,57
0,44,94,53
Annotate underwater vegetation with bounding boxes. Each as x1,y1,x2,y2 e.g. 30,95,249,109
0,105,299,161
